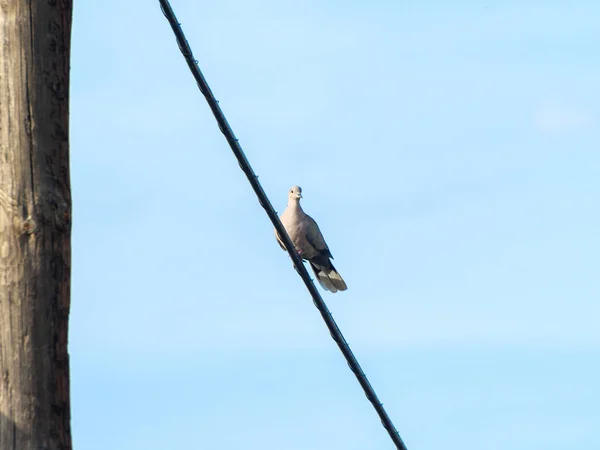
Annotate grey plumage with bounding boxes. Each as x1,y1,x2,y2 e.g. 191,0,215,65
275,186,347,293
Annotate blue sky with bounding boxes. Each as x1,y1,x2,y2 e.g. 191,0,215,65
70,0,599,448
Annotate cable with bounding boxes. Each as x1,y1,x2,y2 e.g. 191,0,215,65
158,2,408,448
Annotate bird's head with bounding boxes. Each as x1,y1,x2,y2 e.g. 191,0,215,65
288,185,302,201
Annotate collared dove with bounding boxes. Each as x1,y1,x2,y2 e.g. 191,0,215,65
275,186,348,293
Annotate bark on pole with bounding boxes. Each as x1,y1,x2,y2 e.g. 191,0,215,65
0,1,73,449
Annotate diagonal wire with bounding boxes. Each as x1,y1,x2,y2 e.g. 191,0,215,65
158,1,408,448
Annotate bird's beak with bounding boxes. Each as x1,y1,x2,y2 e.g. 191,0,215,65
297,193,302,199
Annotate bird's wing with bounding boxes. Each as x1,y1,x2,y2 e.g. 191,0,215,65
275,229,286,250
304,214,333,259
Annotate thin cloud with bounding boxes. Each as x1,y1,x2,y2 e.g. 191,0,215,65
534,106,592,132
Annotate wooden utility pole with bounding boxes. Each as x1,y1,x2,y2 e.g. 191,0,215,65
0,1,73,449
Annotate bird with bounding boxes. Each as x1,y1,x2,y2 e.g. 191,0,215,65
275,186,347,293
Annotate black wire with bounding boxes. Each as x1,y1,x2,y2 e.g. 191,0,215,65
158,2,408,448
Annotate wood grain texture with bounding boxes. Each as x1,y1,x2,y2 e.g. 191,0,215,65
0,1,73,449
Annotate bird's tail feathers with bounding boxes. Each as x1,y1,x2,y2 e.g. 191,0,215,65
310,262,347,293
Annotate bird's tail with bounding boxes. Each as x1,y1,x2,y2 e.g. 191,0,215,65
309,262,347,293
